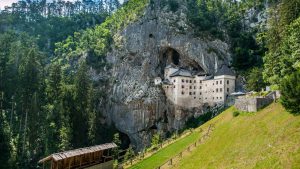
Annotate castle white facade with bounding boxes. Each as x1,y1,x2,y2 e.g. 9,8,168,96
157,65,236,108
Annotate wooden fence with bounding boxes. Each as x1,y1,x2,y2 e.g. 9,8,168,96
156,124,215,169
116,128,199,169
117,124,215,169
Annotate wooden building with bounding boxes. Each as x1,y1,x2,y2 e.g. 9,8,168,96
39,143,117,169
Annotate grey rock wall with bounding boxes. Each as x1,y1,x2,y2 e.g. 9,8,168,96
101,0,232,150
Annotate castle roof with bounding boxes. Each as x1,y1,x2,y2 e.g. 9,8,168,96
170,69,193,78
215,65,235,76
162,79,172,85
203,75,213,80
196,71,209,76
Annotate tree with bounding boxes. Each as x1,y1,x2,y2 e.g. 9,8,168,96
280,71,300,115
71,61,92,148
0,111,11,168
44,62,63,154
246,67,266,92
17,47,45,168
112,133,121,158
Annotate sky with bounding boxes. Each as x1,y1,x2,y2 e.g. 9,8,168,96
0,0,124,10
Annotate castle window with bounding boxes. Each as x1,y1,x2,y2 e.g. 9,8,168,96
217,97,218,99
213,97,214,100
227,88,229,92
205,98,207,100
200,80,202,83
190,86,192,89
174,80,176,82
200,92,202,95
216,81,218,85
189,92,192,95
194,80,196,83
194,97,196,99
220,97,222,99
200,86,202,89
174,86,176,88
182,91,185,95
193,92,196,95
190,80,192,83
227,80,229,84
220,88,222,92
186,80,188,83
182,79,184,83
167,86,169,88
220,80,222,84
216,88,218,92
213,83,214,85
182,85,184,89
194,86,196,89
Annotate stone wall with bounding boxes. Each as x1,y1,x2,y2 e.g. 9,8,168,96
234,91,279,112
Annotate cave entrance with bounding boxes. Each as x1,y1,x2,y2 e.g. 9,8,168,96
119,131,131,150
164,48,180,66
159,47,181,75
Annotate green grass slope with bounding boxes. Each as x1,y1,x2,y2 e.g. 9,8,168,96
175,103,300,169
129,130,201,169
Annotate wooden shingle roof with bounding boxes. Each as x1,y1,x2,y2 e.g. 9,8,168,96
39,143,117,163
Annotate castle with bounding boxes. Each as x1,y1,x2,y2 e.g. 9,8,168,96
155,65,236,108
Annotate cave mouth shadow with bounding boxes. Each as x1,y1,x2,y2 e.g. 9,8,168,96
118,131,131,150
159,47,181,75
158,47,206,77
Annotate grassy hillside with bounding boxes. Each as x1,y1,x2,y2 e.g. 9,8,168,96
175,103,300,169
129,103,300,169
129,130,201,169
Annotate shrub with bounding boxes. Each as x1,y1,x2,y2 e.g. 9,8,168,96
233,111,240,117
151,133,161,147
280,71,300,115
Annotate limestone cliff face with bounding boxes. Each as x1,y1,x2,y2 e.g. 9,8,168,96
102,1,232,150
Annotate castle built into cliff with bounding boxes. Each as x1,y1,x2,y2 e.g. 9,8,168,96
155,65,236,108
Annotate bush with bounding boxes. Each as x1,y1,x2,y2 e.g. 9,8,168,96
280,71,300,115
233,111,240,117
151,133,161,147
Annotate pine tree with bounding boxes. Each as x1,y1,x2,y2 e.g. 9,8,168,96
280,71,300,115
71,61,92,148
0,105,11,168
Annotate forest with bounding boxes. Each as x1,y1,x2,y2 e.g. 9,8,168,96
0,0,300,168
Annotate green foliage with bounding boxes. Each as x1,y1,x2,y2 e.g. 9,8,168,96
263,1,300,85
184,110,214,129
112,133,121,158
113,133,121,146
151,133,161,147
0,111,12,168
55,0,149,70
124,145,135,161
187,0,264,71
246,67,266,92
233,111,240,117
280,71,300,115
